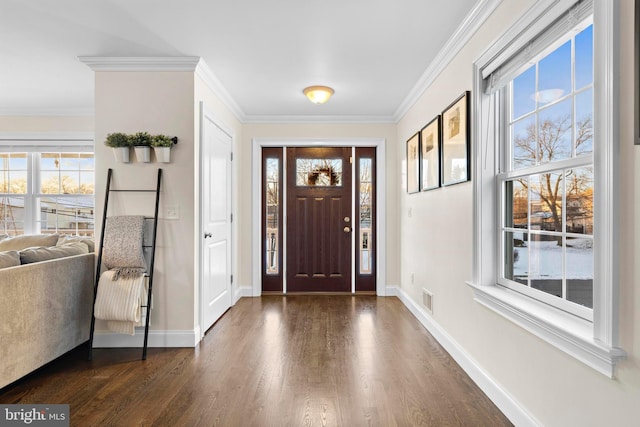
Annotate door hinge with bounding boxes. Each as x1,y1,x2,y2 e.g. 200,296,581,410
230,152,233,161
349,156,353,164
230,213,233,223
230,274,234,284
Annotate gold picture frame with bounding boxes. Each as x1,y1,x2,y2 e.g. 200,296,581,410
406,132,420,193
441,91,471,186
420,116,441,191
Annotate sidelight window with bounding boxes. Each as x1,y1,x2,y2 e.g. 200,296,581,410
265,157,280,275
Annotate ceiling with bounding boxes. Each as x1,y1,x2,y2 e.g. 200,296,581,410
0,0,480,122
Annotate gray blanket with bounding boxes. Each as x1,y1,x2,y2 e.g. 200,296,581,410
103,215,146,279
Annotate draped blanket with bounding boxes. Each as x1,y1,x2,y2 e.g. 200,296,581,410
102,215,146,279
94,271,147,335
95,215,148,334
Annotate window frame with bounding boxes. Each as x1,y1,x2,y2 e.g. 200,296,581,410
468,0,625,377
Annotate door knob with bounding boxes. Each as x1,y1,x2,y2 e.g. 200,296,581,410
343,226,351,233
344,216,350,223
204,232,212,238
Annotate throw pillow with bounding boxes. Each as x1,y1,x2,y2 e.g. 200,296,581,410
19,242,89,264
0,234,60,252
57,235,96,252
0,250,20,269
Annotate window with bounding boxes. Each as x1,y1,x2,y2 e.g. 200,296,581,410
0,152,94,236
265,157,280,275
501,22,594,319
470,0,625,377
295,158,343,186
261,147,283,292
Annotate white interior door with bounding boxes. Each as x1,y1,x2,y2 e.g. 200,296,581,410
201,108,232,333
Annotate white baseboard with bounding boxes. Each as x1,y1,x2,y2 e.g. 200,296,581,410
234,286,254,303
92,328,200,348
395,287,540,427
385,284,399,296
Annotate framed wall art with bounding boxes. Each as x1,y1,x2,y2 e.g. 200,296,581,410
406,132,420,193
441,91,471,186
420,116,440,191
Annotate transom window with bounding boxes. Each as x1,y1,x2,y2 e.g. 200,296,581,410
0,152,95,236
500,21,594,319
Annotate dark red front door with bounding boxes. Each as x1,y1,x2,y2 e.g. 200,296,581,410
286,147,352,292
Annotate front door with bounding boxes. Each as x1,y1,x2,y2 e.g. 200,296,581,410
286,147,352,292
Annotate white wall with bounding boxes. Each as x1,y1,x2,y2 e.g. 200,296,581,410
94,71,196,337
0,115,93,133
397,1,640,425
240,122,400,290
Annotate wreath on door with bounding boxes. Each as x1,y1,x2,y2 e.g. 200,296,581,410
307,164,339,186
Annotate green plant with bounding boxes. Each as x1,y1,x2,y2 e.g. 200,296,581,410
129,131,152,147
104,132,130,148
151,134,174,148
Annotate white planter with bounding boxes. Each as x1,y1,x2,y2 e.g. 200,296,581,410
134,146,151,163
153,146,172,163
112,147,130,163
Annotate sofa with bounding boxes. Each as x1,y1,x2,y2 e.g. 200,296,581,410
0,234,95,389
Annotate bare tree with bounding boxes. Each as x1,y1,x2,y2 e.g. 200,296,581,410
514,114,592,232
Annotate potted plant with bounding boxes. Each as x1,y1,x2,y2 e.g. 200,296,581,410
104,132,131,163
151,134,175,163
129,131,153,163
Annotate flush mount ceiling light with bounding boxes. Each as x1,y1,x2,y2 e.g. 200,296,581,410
303,85,334,104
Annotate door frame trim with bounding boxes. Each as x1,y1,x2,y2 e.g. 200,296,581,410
198,102,235,340
251,137,387,296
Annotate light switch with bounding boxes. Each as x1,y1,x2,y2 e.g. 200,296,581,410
166,205,180,220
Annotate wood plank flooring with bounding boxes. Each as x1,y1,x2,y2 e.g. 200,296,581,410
0,296,512,426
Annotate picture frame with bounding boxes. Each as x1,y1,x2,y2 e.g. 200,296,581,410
420,116,441,191
441,91,471,186
406,132,420,193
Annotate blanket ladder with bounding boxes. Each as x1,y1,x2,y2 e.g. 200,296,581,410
88,168,162,361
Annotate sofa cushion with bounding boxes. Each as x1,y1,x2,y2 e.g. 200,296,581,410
0,234,60,252
19,242,89,264
57,235,96,253
0,250,20,269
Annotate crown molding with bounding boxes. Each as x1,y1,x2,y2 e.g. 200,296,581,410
194,60,246,122
242,114,396,124
393,0,503,122
0,107,94,116
78,56,246,123
77,56,201,71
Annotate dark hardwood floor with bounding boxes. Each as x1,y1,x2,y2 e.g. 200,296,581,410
1,296,512,426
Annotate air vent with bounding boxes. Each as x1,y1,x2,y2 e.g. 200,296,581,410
422,288,433,315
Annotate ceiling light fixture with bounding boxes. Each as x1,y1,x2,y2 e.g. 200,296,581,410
303,85,334,104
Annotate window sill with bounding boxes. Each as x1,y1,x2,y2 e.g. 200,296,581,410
466,281,626,378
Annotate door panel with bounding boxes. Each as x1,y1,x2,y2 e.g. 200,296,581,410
286,147,352,292
202,114,232,331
